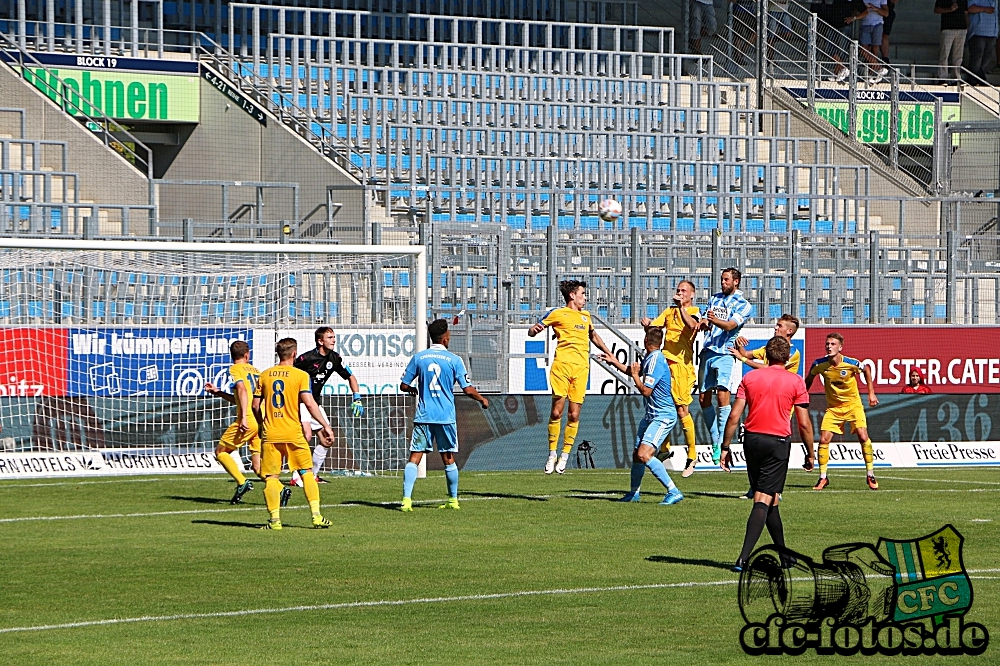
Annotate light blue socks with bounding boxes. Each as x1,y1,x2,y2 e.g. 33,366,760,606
702,404,717,444
403,462,419,499
645,457,677,492
444,463,459,498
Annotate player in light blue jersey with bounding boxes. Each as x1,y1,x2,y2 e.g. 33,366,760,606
398,319,489,511
601,328,684,505
699,267,753,465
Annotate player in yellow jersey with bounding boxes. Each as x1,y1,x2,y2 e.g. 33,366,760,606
252,337,335,530
731,314,804,499
806,332,880,491
641,280,701,477
529,280,614,474
204,340,261,505
731,314,802,375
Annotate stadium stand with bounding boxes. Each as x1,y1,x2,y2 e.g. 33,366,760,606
0,0,999,341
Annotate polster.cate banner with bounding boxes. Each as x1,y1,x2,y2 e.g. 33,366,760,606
804,327,1000,394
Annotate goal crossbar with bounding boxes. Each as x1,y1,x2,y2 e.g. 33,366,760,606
0,238,429,350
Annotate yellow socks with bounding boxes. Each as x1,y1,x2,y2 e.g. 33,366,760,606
548,419,561,453
562,421,579,455
264,477,282,521
681,414,697,460
862,440,874,474
818,443,829,478
301,470,322,515
217,451,246,485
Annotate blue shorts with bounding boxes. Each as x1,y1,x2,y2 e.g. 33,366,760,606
859,23,883,46
410,423,459,453
635,417,677,451
698,350,739,393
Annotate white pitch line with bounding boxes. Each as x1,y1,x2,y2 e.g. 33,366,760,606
4,485,1000,525
4,569,1000,636
0,580,737,635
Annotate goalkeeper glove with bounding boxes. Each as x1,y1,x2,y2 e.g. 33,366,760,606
350,393,364,417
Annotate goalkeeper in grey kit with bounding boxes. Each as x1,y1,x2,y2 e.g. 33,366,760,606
286,326,364,491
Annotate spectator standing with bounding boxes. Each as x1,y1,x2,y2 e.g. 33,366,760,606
881,0,899,63
690,0,718,55
936,0,969,83
768,0,794,60
858,0,890,83
813,0,867,81
967,0,998,82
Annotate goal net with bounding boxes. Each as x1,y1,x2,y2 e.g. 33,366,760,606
0,240,426,479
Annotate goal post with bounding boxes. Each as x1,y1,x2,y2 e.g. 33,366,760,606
0,238,427,479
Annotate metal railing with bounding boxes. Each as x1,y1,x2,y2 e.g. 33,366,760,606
708,2,958,189
0,31,153,181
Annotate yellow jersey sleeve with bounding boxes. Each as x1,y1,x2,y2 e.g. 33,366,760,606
786,349,801,375
649,309,668,328
752,347,801,374
229,363,261,424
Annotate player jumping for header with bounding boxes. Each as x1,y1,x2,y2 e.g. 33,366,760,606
807,332,880,490
642,280,701,476
601,327,684,505
699,267,753,465
399,319,489,512
529,280,614,475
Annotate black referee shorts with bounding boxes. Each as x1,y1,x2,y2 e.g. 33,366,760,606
744,431,791,496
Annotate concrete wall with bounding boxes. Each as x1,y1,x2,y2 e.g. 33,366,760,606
159,71,364,236
0,63,148,207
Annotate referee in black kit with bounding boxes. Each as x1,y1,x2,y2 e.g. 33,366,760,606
720,337,815,572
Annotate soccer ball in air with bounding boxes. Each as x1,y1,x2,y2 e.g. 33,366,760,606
598,198,623,222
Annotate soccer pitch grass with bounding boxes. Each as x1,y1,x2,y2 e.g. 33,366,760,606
0,468,998,665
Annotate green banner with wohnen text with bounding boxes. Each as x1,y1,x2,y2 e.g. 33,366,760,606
19,67,199,123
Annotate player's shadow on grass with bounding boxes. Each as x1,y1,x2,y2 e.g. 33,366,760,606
462,490,548,502
191,519,263,529
645,555,734,571
164,495,235,505
342,499,406,511
567,489,636,501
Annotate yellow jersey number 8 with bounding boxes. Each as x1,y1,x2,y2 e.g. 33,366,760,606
271,379,285,408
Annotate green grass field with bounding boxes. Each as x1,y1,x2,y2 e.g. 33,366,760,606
0,467,998,665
